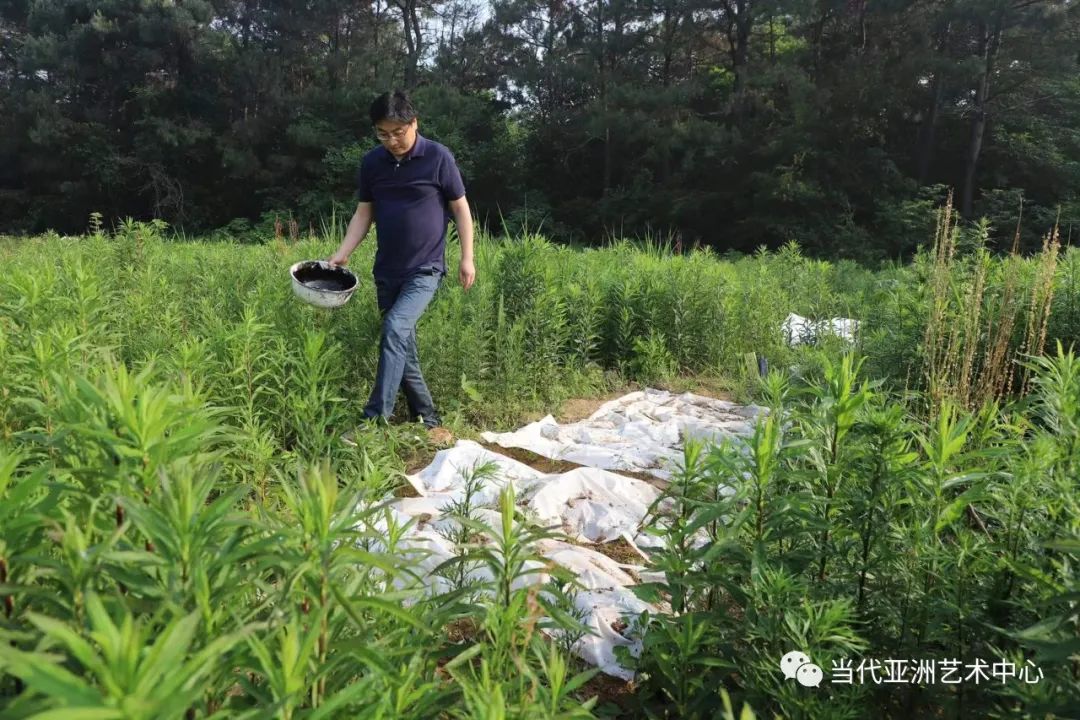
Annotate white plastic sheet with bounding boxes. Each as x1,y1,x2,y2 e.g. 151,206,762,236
403,439,545,508
480,389,766,480
782,312,859,346
535,539,656,679
369,390,764,679
526,467,661,543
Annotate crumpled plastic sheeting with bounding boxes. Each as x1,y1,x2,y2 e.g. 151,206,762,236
527,467,661,544
403,440,545,508
370,489,658,680
371,518,554,599
480,389,766,480
365,390,764,680
782,312,859,346
396,440,663,548
534,539,656,680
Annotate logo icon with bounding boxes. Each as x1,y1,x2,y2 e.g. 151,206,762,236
781,650,823,688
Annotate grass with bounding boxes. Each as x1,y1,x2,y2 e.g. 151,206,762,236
0,216,1078,718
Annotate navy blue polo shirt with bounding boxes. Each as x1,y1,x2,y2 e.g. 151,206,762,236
355,134,466,280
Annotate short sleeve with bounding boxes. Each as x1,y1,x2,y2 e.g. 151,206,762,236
439,151,466,201
355,157,373,202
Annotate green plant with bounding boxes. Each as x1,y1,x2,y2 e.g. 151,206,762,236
3,224,1080,719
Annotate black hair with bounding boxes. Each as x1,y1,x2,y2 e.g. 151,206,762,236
370,90,417,126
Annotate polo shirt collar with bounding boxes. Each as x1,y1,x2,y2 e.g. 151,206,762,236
409,134,428,158
384,133,427,162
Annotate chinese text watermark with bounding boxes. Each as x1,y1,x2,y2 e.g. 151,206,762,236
781,651,1044,688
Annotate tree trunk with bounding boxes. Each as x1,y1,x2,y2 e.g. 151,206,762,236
916,74,944,183
409,2,422,86
769,15,776,64
597,0,610,195
344,14,353,83
661,4,675,85
961,14,1003,217
916,22,951,184
857,0,867,50
660,2,678,185
540,0,558,123
812,4,829,80
328,8,341,92
396,0,422,88
728,0,752,121
374,1,386,85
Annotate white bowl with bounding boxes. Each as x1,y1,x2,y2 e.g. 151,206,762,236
290,260,359,308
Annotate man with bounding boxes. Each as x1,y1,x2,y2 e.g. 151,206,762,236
328,90,475,444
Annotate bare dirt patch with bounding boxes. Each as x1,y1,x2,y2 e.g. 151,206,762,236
663,375,735,400
475,442,581,474
404,452,435,475
516,386,633,426
391,481,421,498
555,396,613,423
445,617,480,644
576,672,636,714
591,536,648,566
476,441,670,491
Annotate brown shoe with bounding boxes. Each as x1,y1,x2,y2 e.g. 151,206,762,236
426,426,454,446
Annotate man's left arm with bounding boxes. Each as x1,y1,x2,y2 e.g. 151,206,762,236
449,196,475,291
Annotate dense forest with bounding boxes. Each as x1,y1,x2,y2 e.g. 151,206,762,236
1,0,1078,259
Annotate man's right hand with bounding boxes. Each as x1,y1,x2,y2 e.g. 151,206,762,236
327,249,349,266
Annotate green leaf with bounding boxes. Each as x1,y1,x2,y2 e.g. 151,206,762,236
561,667,599,695
629,583,665,604
331,585,429,633
25,614,100,673
0,647,102,705
308,679,375,720
28,709,126,720
444,643,484,670
133,612,201,697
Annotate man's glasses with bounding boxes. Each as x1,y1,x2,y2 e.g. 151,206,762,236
375,126,410,142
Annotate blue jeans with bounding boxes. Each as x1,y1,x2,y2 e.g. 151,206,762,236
362,266,443,427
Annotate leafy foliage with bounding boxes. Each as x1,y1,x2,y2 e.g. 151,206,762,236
1,1,1077,258
2,226,1079,717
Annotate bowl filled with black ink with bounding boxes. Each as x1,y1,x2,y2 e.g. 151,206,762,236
290,260,359,308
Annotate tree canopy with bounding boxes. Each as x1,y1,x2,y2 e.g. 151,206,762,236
2,0,1077,258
